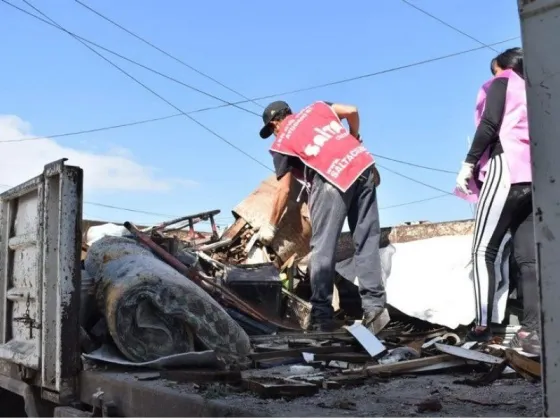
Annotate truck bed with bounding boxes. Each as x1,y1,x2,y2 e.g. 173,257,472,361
79,365,540,418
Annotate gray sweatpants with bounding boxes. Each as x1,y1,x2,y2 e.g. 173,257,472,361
308,168,386,324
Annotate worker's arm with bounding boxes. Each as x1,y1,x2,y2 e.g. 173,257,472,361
466,77,507,164
330,103,360,139
372,164,381,187
269,172,292,225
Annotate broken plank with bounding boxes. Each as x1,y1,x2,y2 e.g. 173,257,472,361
405,359,467,373
505,349,541,379
160,369,241,384
249,345,356,361
327,373,369,387
434,343,504,364
242,377,318,399
250,331,352,344
221,218,248,241
344,354,458,376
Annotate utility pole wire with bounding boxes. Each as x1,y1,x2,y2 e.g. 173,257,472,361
400,0,499,52
74,0,264,109
18,0,273,172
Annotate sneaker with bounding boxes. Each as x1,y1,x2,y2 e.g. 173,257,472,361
510,330,541,355
509,329,528,350
307,319,344,333
362,307,390,335
466,327,493,343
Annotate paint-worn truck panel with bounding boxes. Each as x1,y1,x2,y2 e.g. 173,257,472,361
0,159,82,403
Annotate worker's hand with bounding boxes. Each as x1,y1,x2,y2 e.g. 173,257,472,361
257,222,277,246
456,162,475,195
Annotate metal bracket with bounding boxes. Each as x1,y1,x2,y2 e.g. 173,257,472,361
91,390,118,417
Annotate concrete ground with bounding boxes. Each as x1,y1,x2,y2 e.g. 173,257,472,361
203,373,541,417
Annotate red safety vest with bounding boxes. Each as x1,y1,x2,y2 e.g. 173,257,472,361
269,101,374,192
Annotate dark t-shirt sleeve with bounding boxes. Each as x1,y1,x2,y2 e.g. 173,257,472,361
272,152,293,180
466,77,508,165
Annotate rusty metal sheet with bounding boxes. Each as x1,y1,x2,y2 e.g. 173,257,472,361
232,175,311,264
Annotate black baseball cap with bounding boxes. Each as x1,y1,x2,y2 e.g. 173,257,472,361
259,100,292,139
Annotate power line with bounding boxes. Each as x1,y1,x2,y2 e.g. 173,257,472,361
376,163,454,195
0,1,510,175
0,0,260,118
400,0,499,53
1,0,518,135
374,154,454,174
74,0,263,110
380,193,449,210
16,0,273,173
3,0,454,176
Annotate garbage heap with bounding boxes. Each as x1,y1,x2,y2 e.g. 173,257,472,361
79,174,540,394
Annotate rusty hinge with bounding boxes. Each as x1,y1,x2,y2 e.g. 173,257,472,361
13,295,41,340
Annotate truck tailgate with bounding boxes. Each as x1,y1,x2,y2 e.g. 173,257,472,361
0,159,83,401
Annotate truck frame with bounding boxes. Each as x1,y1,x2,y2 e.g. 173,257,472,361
0,159,250,417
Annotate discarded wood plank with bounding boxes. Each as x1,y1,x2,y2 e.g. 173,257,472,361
322,380,343,390
160,369,241,384
250,331,352,344
505,349,541,380
434,343,504,365
242,377,318,399
488,343,539,358
405,359,467,373
343,354,458,375
249,345,356,361
197,238,233,252
327,373,369,387
421,336,444,350
221,218,248,241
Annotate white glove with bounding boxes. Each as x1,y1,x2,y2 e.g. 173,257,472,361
456,162,475,195
257,222,277,246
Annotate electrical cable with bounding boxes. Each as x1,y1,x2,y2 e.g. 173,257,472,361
376,163,454,195
1,0,260,117
1,0,512,174
18,0,273,172
400,0,499,52
74,0,263,109
1,0,517,131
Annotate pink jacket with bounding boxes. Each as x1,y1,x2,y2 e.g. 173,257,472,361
455,69,531,202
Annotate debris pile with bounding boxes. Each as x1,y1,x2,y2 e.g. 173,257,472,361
78,174,540,401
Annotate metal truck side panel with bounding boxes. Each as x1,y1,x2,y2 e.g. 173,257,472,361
0,159,82,401
518,0,560,416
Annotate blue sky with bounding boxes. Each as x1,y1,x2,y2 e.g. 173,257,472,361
0,0,522,230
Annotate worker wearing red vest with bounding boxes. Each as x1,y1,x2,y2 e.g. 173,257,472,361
257,100,389,333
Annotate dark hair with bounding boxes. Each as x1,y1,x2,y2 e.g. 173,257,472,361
493,47,524,78
271,108,292,123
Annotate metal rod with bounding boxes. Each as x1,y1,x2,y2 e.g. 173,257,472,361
124,221,269,322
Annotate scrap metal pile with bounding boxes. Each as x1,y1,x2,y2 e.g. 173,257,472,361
78,174,541,399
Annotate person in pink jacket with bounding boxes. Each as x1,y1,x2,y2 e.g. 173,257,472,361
455,48,539,352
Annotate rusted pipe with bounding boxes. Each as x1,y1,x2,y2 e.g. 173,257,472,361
124,221,287,327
